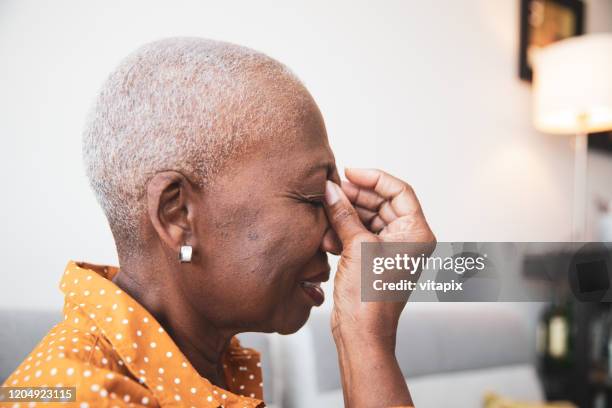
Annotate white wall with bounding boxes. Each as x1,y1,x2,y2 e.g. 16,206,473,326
0,0,611,309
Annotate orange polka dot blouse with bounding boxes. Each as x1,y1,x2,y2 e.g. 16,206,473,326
2,261,265,407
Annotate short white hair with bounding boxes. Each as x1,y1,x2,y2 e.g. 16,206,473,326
82,37,311,251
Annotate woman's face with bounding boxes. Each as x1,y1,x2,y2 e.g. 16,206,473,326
179,107,340,334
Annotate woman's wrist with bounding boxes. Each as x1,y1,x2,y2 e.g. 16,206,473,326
331,307,398,354
332,314,412,408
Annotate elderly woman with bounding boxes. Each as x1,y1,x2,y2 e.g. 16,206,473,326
3,38,434,407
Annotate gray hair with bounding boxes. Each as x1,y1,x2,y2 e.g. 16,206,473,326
82,37,311,252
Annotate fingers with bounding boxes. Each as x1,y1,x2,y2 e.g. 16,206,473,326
324,181,370,244
355,207,376,224
342,181,397,225
378,201,399,224
344,168,423,216
355,206,386,233
370,216,386,233
341,181,385,211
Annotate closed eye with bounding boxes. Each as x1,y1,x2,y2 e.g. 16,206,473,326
307,198,324,208
293,192,325,208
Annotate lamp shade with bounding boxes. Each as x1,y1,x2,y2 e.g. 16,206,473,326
532,33,612,135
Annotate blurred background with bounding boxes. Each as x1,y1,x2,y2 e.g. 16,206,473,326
1,0,612,407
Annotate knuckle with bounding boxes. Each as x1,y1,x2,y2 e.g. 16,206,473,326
401,182,415,195
333,205,355,225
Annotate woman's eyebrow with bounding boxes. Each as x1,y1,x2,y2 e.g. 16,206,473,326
300,161,333,179
300,192,325,200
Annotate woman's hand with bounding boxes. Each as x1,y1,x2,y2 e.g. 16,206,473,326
323,168,435,408
325,168,435,342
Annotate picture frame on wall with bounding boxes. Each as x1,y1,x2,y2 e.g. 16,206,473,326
589,132,612,155
519,0,584,82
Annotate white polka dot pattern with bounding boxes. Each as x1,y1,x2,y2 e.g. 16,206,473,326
1,260,265,407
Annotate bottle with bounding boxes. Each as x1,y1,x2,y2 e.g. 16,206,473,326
539,295,574,372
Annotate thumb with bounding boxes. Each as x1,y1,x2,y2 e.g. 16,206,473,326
324,180,370,244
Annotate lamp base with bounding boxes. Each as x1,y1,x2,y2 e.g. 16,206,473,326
572,132,588,241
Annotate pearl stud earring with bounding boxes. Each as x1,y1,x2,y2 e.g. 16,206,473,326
179,245,193,263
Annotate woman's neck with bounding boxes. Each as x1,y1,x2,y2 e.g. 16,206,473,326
112,259,235,389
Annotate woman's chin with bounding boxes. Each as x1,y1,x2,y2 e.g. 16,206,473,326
274,307,313,335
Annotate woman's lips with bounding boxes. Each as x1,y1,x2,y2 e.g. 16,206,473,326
300,281,324,306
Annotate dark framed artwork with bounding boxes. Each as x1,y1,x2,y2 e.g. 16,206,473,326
589,131,612,155
519,0,584,82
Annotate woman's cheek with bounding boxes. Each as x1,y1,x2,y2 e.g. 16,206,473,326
298,208,328,252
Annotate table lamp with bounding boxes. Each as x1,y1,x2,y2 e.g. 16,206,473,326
532,33,612,241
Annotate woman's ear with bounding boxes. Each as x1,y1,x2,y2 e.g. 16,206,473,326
145,171,197,254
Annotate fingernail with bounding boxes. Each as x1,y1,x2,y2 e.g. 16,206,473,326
325,180,340,205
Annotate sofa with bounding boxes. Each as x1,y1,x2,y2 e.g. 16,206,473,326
0,303,543,407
